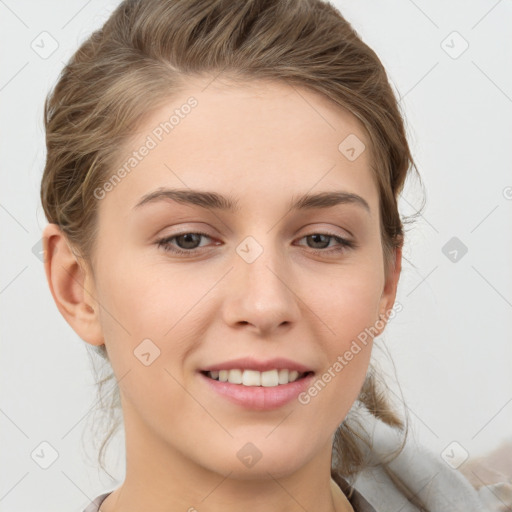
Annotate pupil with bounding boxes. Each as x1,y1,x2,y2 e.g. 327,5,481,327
309,234,329,249
178,233,200,249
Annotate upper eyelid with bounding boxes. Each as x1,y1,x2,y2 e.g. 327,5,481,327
160,221,354,238
159,229,353,246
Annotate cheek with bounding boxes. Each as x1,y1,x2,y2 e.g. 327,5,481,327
97,252,200,334
303,262,382,343
300,265,381,400
93,259,199,427
94,256,183,368
94,254,217,392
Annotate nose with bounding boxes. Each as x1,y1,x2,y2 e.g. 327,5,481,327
221,239,301,336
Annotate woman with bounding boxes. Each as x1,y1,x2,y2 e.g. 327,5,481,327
40,0,493,510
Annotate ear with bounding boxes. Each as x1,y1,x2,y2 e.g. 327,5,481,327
375,245,402,335
42,223,104,347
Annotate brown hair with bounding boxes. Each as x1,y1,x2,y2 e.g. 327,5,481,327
41,0,426,506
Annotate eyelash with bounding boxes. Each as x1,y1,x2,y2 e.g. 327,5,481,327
156,231,357,257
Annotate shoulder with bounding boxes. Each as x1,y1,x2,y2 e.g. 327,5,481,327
336,413,496,511
332,472,379,512
82,491,113,512
458,440,512,512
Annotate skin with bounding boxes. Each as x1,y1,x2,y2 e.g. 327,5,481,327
43,76,401,512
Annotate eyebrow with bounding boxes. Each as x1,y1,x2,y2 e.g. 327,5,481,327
132,187,371,215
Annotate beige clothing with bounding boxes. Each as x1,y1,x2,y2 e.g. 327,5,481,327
82,476,377,512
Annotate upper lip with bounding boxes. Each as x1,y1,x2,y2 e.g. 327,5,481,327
200,357,314,373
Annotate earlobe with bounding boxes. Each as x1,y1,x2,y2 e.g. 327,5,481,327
42,223,104,347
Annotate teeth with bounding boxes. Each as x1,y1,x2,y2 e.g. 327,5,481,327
227,369,242,384
205,368,306,386
243,370,261,386
261,370,278,387
288,370,299,382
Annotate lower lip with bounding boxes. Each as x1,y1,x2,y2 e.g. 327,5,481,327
198,371,315,411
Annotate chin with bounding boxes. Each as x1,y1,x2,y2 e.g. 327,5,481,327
214,458,307,481
197,437,312,481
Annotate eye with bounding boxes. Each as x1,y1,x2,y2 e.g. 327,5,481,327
156,231,215,256
156,231,357,257
294,232,356,255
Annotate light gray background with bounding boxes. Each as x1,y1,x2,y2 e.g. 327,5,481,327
1,1,511,511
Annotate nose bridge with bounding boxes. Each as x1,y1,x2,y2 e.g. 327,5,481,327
223,233,300,332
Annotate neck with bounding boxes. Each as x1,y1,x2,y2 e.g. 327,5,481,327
100,404,354,512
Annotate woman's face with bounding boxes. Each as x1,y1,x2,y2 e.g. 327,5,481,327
74,77,401,479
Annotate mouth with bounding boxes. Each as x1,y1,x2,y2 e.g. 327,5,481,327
197,357,316,410
200,369,315,387
198,368,316,411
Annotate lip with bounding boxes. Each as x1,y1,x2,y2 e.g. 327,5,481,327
199,371,315,411
200,357,313,373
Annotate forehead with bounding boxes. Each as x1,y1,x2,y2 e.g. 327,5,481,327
98,77,378,221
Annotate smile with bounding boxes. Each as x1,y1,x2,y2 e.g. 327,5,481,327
199,370,316,410
202,368,313,387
